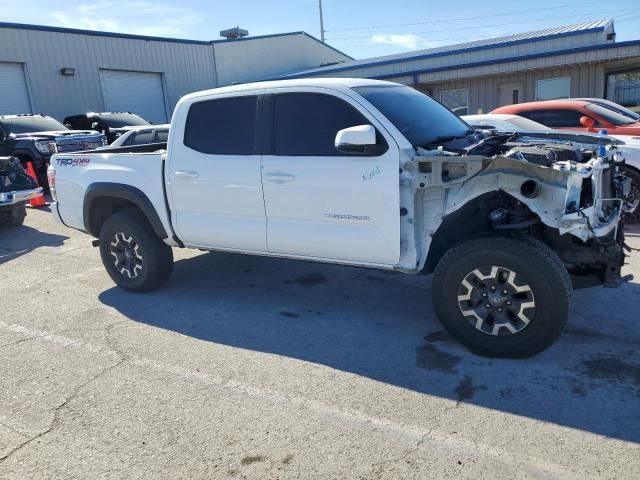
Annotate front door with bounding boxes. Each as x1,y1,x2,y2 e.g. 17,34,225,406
166,94,267,252
498,83,523,107
261,90,400,265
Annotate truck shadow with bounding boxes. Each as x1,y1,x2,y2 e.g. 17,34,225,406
99,242,640,443
0,225,68,265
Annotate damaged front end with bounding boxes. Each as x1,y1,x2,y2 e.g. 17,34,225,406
397,143,631,287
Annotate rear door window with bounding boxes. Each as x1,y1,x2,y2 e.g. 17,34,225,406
155,130,169,143
128,130,154,145
519,109,584,128
184,96,258,155
273,93,382,156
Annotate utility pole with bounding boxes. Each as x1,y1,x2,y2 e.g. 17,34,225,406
318,0,325,42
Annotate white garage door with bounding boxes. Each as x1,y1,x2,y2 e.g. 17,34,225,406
0,62,32,115
100,69,167,123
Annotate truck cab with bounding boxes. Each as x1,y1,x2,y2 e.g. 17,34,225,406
49,79,631,358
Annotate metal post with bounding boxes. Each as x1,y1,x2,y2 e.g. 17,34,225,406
319,0,325,42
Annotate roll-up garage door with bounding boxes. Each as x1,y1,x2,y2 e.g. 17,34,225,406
99,69,167,124
0,62,32,114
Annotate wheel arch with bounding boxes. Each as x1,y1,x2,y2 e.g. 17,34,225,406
83,183,168,239
423,191,539,273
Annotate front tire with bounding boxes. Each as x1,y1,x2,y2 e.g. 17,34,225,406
98,210,173,292
432,237,572,358
0,204,26,228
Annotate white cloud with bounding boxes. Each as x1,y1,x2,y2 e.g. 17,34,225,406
1,0,204,38
371,33,423,50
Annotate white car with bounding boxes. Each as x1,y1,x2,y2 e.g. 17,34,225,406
48,79,630,358
108,124,170,148
464,113,640,219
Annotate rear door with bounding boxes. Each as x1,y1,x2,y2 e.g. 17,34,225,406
166,93,267,252
260,89,400,265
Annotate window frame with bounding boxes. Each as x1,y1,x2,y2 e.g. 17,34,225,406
535,77,571,101
440,88,469,116
264,91,388,157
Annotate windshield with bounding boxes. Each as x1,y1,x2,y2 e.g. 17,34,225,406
591,100,640,120
1,116,68,134
98,113,150,128
586,104,636,126
354,85,472,148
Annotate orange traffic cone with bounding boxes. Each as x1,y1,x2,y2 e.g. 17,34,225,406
25,161,47,208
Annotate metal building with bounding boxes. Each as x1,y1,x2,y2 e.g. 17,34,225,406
0,22,350,122
277,20,640,115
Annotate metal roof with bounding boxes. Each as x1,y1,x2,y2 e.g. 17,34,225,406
0,21,353,60
278,19,614,78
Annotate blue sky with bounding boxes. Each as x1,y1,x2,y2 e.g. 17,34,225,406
1,0,639,59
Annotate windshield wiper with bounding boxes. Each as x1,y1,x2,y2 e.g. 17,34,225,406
421,129,475,149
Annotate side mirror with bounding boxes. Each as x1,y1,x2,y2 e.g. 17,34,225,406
580,116,596,131
91,122,100,130
335,125,378,154
64,123,72,129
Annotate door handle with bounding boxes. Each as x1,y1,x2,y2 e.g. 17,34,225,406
264,172,295,184
173,170,200,180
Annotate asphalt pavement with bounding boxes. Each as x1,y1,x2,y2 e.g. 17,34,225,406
0,208,639,479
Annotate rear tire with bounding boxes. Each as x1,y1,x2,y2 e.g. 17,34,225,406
0,204,26,228
431,236,572,358
98,210,173,292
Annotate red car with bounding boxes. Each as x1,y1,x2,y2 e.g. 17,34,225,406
492,100,640,136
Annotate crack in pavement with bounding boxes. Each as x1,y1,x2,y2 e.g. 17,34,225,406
0,319,130,466
0,320,587,479
0,355,126,465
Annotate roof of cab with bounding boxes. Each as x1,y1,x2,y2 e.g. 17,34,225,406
181,78,400,102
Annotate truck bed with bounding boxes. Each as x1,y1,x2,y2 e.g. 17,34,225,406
51,148,175,243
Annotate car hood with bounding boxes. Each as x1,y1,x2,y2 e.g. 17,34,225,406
12,130,100,140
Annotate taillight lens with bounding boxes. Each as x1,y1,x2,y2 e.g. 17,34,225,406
47,165,57,202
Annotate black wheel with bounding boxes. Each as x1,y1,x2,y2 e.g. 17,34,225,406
0,204,26,228
622,166,640,224
98,210,173,292
432,237,572,358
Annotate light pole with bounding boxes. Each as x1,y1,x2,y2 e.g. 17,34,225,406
318,0,325,42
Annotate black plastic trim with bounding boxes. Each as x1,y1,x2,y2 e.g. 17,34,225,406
83,183,168,239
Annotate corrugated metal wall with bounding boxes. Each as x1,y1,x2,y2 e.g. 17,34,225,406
213,34,350,86
0,27,350,121
0,27,217,121
422,63,606,113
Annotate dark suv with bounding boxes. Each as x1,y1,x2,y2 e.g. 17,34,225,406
0,114,106,191
64,112,150,144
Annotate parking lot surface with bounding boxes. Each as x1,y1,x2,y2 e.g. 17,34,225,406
1,208,639,479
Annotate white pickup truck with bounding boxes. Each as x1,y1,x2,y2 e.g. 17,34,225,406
49,78,631,358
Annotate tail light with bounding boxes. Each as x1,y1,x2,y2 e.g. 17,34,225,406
47,165,57,202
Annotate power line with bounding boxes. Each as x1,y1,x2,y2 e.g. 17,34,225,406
325,0,608,32
327,7,637,42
